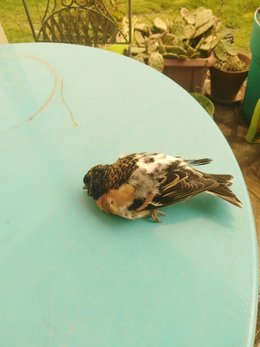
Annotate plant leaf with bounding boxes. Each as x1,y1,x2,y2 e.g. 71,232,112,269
194,7,213,28
148,52,164,71
153,17,168,32
222,39,238,56
184,24,196,39
193,17,216,38
214,40,228,61
134,23,150,36
199,35,221,51
146,38,160,54
134,30,145,46
164,45,187,55
162,33,178,45
131,46,146,54
181,8,195,25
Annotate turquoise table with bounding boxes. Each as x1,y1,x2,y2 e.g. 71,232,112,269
0,43,258,347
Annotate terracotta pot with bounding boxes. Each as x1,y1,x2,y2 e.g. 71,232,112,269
163,52,215,93
210,53,251,101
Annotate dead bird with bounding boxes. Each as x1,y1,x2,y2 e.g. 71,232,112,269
83,152,242,222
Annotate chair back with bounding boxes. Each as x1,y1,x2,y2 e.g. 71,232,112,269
22,0,130,46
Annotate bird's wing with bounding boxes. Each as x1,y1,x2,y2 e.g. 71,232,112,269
146,166,219,209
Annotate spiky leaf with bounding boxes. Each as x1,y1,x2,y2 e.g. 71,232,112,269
184,24,196,39
153,18,168,32
162,33,178,45
171,20,186,38
163,53,179,59
134,54,145,63
148,52,164,71
163,53,187,60
165,45,187,55
181,8,195,25
131,46,146,54
222,40,238,56
134,23,150,36
190,52,201,58
193,17,216,38
133,53,149,63
146,38,160,54
185,45,196,57
214,56,247,71
134,30,145,46
158,39,166,54
194,7,213,28
214,40,228,61
199,35,220,51
149,33,165,40
177,54,188,60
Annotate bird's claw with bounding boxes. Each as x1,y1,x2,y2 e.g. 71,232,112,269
150,209,165,223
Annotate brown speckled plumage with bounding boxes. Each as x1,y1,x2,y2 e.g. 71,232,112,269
83,153,242,222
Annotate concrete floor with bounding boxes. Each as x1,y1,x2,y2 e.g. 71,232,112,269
212,102,260,345
213,103,259,254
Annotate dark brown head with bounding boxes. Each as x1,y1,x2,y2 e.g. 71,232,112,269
83,165,110,200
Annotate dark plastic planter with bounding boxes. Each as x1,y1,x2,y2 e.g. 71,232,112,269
209,53,250,101
163,52,215,93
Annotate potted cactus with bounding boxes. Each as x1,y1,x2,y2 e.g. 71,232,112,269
131,7,221,92
209,39,251,102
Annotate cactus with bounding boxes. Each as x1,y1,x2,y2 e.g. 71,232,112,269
181,8,195,25
162,33,178,46
164,45,187,55
214,39,247,71
134,30,145,46
148,52,165,71
199,35,221,51
153,18,168,32
194,7,213,28
129,7,229,71
193,17,216,38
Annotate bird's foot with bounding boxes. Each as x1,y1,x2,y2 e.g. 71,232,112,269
150,209,165,223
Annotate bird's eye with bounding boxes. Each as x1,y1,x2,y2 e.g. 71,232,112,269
83,173,89,185
83,173,93,196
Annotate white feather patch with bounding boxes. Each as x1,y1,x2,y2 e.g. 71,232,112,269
135,153,181,174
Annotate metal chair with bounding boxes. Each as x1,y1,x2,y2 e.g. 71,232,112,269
0,23,8,44
21,0,132,47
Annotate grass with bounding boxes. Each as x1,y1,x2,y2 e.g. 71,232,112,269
131,0,259,53
0,0,259,52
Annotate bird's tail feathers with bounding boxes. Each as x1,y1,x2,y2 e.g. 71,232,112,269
207,184,242,208
209,173,233,186
186,158,212,166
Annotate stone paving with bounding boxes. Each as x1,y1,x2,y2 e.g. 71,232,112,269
213,103,259,250
212,102,260,346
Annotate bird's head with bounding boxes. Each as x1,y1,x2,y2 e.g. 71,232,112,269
83,164,109,200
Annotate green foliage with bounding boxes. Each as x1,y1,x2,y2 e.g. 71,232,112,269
214,40,247,71
0,0,258,54
148,51,164,71
130,0,259,52
131,7,223,71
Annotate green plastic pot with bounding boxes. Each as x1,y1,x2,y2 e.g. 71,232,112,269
103,44,129,55
243,8,260,123
190,93,215,117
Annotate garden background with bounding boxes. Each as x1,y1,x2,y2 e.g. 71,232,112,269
0,0,259,53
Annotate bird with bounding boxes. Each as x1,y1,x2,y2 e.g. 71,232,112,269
83,152,242,222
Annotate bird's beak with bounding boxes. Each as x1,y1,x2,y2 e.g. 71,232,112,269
83,186,87,190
